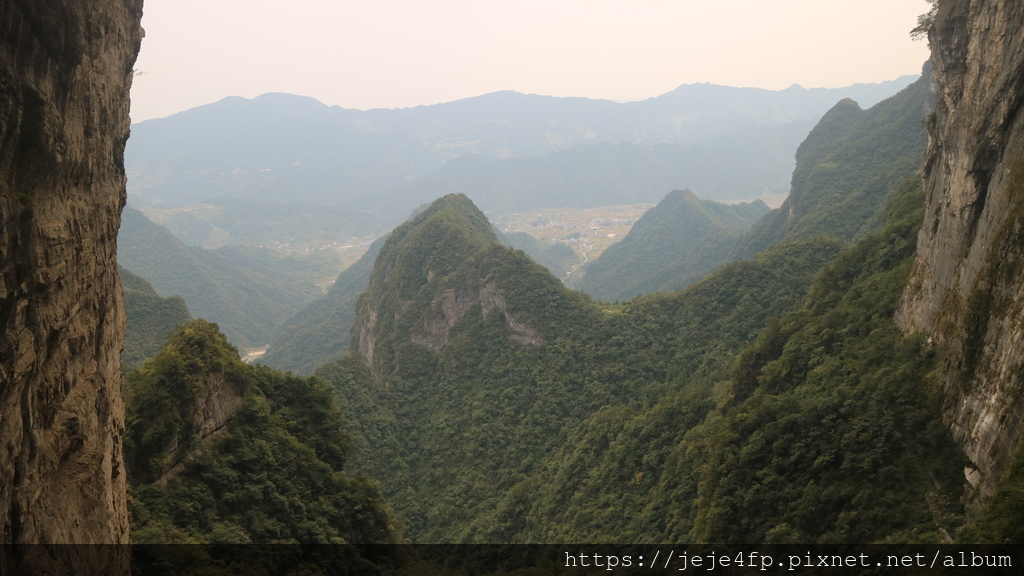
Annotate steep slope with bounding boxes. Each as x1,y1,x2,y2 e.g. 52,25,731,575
118,207,322,349
324,194,842,542
261,223,579,375
512,179,966,544
125,320,401,548
575,190,770,301
260,237,387,374
352,194,538,377
120,267,191,371
0,0,142,557
732,69,933,261
896,0,1024,507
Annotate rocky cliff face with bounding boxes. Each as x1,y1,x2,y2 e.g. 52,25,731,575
147,367,248,487
897,0,1024,498
410,281,541,351
0,0,143,554
353,194,507,377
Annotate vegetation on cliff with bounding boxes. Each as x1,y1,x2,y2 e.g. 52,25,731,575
731,71,931,261
317,192,847,541
125,320,401,544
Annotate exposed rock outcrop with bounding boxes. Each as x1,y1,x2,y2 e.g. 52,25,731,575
896,0,1024,498
0,0,143,558
411,281,541,351
149,370,247,487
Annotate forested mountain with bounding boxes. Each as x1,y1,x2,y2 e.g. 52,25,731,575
120,4,1024,552
573,190,769,301
513,179,965,543
125,320,401,547
259,237,387,374
292,50,985,542
313,194,847,541
117,207,324,349
8,0,1024,562
313,185,968,543
731,68,932,261
260,225,579,375
120,266,191,371
126,78,915,218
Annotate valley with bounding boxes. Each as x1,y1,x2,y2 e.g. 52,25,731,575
491,203,653,269
118,65,967,550
4,1,1024,570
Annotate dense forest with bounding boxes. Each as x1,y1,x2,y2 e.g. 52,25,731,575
125,320,401,546
120,266,191,371
307,175,967,543
573,190,769,301
114,10,1024,553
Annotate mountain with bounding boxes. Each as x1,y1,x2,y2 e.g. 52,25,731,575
125,78,917,218
258,237,387,374
125,319,401,549
895,0,1024,539
117,207,323,349
369,124,807,214
573,190,770,301
259,221,580,375
120,266,191,371
11,0,1024,559
318,165,970,545
514,177,966,543
317,194,845,541
731,68,933,260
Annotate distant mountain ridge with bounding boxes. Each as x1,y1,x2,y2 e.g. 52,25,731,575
381,124,807,214
126,76,918,217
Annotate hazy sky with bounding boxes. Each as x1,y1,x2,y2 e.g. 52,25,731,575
129,0,932,122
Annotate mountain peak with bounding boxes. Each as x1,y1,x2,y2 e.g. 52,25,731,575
354,195,500,367
351,194,565,377
398,193,497,250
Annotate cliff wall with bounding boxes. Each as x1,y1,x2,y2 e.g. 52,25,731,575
897,0,1024,497
0,0,143,552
